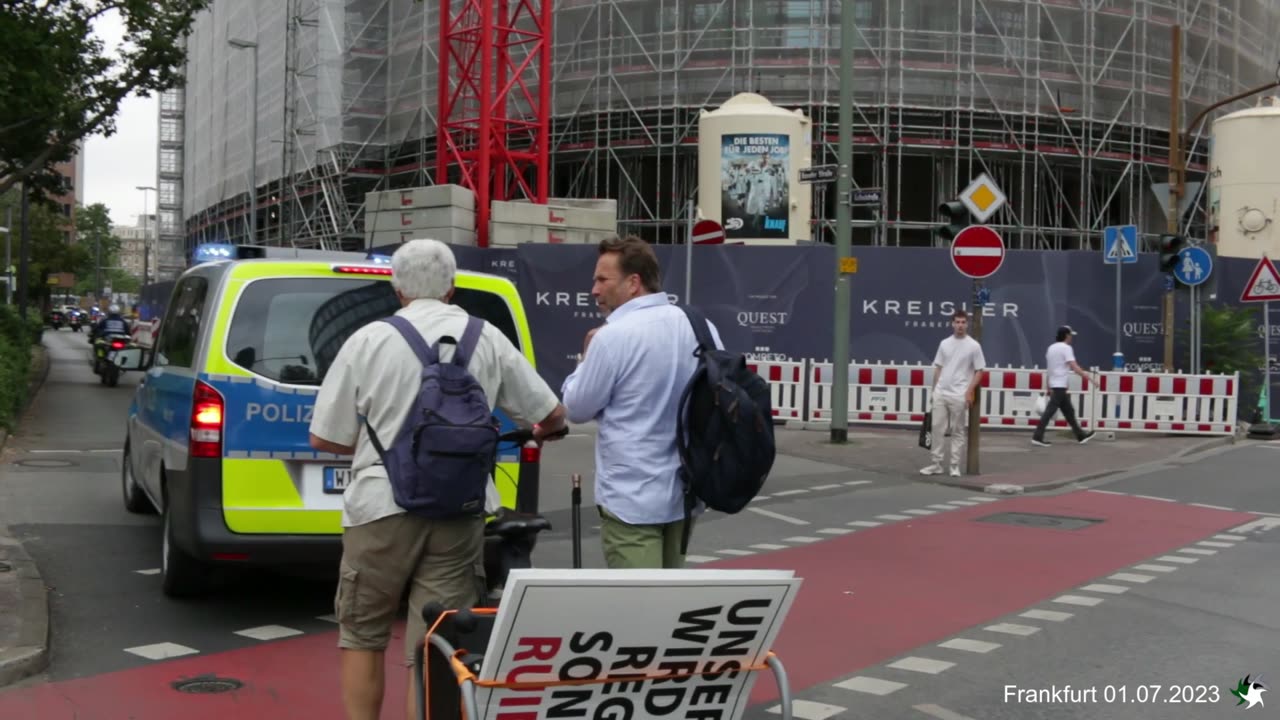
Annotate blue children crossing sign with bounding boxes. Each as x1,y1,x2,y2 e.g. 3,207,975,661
1173,245,1212,287
1103,225,1138,265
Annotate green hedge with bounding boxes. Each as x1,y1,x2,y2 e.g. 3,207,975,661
0,306,42,431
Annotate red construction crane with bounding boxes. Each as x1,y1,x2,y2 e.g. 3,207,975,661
436,0,552,248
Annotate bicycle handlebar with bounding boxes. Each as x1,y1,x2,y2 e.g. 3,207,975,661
498,425,569,444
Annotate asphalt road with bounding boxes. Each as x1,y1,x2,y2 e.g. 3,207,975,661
1,329,1277,720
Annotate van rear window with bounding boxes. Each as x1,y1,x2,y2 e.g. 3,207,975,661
224,277,522,385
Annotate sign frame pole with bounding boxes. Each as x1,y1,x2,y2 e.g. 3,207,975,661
1267,300,1272,420
685,199,694,306
830,0,854,445
966,280,983,476
1114,241,1122,365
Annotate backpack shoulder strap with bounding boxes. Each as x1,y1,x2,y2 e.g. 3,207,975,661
678,304,716,352
450,316,485,368
382,315,438,367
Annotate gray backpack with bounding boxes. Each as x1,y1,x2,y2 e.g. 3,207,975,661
364,315,499,519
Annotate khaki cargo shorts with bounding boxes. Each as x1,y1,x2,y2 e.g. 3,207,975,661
334,512,485,666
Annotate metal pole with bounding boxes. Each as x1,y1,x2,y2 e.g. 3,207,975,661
5,206,11,305
1266,300,1272,421
1163,24,1182,371
830,0,854,444
95,235,102,302
965,282,983,475
17,182,30,321
1114,249,1121,360
249,44,259,244
685,199,693,306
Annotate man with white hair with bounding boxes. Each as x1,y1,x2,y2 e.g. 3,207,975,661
309,238,567,720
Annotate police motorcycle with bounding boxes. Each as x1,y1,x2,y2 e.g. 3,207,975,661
89,306,134,387
67,308,85,332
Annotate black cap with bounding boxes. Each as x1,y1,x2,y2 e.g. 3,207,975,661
1056,325,1077,341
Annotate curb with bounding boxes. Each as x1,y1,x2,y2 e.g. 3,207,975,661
0,341,53,688
931,434,1238,496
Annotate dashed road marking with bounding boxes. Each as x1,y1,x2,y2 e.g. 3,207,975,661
235,625,304,641
1133,494,1175,502
1080,583,1129,594
811,484,842,491
938,638,1002,654
1178,547,1217,556
1088,489,1128,496
685,555,720,564
818,528,855,535
773,489,810,497
927,504,959,510
1158,554,1199,564
984,623,1040,636
750,543,788,551
124,642,199,660
1053,595,1103,607
1109,572,1155,583
903,509,937,516
1197,540,1235,548
1191,502,1235,510
716,549,755,556
134,568,161,576
914,704,978,720
1213,534,1247,542
889,656,956,674
947,500,980,506
751,496,771,503
1020,609,1073,622
747,507,811,526
767,700,845,720
967,496,1000,503
316,614,338,623
833,676,908,696
848,520,882,527
876,514,912,521
783,536,823,544
1133,564,1178,573
844,480,873,487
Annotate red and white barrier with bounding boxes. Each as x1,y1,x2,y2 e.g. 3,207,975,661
787,359,1238,437
746,360,806,421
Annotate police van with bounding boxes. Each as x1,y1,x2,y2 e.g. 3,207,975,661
114,245,539,597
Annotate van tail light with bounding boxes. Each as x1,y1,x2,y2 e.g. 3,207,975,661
331,264,392,276
520,440,540,464
190,380,225,458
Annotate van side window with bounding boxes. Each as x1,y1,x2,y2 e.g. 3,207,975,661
154,277,209,369
452,288,521,350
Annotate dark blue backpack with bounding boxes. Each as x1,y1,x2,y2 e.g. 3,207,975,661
675,305,776,551
365,315,499,519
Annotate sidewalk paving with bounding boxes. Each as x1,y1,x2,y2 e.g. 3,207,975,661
0,343,51,688
773,423,1237,494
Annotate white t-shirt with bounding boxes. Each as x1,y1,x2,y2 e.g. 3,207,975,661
1046,341,1076,388
310,298,560,528
932,335,986,398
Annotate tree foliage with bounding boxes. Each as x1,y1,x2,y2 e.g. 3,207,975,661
0,0,211,197
0,189,89,306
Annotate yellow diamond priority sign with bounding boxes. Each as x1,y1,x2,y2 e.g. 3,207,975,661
959,172,1006,223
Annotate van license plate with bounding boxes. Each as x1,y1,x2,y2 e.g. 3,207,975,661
323,467,353,494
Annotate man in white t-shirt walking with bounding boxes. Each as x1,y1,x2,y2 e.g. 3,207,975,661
921,309,986,477
1032,325,1096,446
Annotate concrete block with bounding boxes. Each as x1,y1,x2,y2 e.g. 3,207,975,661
365,185,476,212
365,206,475,233
365,227,477,248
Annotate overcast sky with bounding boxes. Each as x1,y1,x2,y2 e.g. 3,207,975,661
81,10,158,229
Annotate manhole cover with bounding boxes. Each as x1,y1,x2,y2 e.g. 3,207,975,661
976,512,1103,531
172,675,244,694
15,459,75,468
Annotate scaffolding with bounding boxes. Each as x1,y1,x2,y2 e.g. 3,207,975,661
173,0,1280,258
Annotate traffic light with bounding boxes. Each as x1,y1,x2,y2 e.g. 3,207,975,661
1158,234,1184,273
937,200,969,243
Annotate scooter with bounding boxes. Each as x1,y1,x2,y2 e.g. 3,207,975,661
90,332,133,387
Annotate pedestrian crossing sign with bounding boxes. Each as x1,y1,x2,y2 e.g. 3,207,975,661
1103,225,1138,265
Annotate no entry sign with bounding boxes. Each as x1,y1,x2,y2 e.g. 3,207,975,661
951,225,1006,279
692,219,725,245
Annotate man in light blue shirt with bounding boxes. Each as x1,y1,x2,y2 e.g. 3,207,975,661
561,235,723,569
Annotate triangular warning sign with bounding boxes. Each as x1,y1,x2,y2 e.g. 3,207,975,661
1240,255,1280,302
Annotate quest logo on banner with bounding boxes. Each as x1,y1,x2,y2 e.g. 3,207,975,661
474,568,802,720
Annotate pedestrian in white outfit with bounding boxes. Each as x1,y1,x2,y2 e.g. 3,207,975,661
921,310,987,477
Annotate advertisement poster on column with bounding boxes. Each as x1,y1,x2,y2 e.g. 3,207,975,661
720,134,790,241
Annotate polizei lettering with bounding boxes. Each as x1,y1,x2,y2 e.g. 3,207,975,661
861,299,1019,318
246,402,314,424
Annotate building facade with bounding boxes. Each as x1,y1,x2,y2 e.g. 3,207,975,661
165,0,1280,260
115,214,154,280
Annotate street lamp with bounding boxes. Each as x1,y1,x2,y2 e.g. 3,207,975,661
137,185,155,285
228,37,259,245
